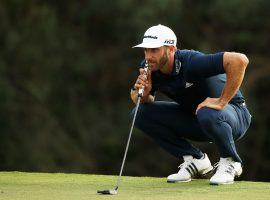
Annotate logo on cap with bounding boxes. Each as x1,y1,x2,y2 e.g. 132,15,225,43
144,35,158,39
164,39,175,45
132,24,177,48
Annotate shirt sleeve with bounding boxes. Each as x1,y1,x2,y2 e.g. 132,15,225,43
186,51,225,82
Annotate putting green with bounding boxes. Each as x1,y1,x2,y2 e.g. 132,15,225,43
0,172,269,200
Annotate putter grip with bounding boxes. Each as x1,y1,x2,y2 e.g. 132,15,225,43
138,61,149,97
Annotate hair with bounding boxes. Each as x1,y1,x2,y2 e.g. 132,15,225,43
164,45,177,52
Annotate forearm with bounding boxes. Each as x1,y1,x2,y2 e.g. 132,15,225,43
220,52,249,106
130,90,155,104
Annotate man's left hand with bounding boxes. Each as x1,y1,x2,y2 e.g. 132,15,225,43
195,97,227,114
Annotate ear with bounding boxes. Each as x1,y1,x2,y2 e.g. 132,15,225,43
168,46,176,52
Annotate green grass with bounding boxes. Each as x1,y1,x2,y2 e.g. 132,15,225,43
0,172,269,200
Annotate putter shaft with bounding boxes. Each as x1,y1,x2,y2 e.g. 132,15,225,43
114,62,148,190
98,62,148,195
115,95,142,190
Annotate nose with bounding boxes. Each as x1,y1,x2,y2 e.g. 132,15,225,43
144,49,152,61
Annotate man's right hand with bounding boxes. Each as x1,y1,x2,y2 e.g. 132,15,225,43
134,68,152,98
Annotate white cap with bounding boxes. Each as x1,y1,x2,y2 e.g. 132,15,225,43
133,24,177,48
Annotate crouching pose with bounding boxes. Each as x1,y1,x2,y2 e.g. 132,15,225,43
131,24,251,185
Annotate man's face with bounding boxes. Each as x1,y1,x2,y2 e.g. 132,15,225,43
144,46,169,71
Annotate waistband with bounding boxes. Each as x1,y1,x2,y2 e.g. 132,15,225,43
230,101,246,106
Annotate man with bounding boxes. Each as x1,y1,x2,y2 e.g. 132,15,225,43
131,24,251,185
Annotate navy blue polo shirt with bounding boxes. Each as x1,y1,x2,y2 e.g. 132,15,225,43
139,49,245,112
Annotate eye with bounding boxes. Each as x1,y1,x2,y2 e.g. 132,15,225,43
152,48,159,53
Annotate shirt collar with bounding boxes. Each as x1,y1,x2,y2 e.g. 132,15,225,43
151,55,182,77
171,56,182,76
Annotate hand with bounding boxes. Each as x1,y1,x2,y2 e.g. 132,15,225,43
134,68,152,97
195,97,227,114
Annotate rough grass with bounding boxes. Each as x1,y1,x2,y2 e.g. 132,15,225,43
0,172,269,200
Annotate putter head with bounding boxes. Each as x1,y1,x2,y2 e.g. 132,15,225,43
97,188,118,195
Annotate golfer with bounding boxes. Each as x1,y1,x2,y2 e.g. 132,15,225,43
131,24,251,185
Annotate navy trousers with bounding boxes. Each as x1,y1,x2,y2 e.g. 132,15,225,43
133,101,251,163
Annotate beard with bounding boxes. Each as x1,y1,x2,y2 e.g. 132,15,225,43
149,50,169,71
159,50,169,68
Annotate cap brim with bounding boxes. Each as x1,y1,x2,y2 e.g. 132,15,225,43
132,42,163,48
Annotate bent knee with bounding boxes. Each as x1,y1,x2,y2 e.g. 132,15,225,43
197,107,223,126
130,103,156,127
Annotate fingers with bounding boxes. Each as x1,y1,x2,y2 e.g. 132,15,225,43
195,97,224,114
136,68,148,86
139,68,145,75
195,97,209,114
147,68,152,83
139,68,147,80
134,79,149,90
139,67,151,79
195,103,204,115
134,81,145,90
134,68,151,95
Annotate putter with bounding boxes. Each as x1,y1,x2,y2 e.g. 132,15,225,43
97,61,149,195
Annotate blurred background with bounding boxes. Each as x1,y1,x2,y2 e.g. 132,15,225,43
0,0,269,181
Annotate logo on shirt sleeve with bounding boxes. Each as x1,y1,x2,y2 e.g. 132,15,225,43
175,60,182,75
185,82,193,88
